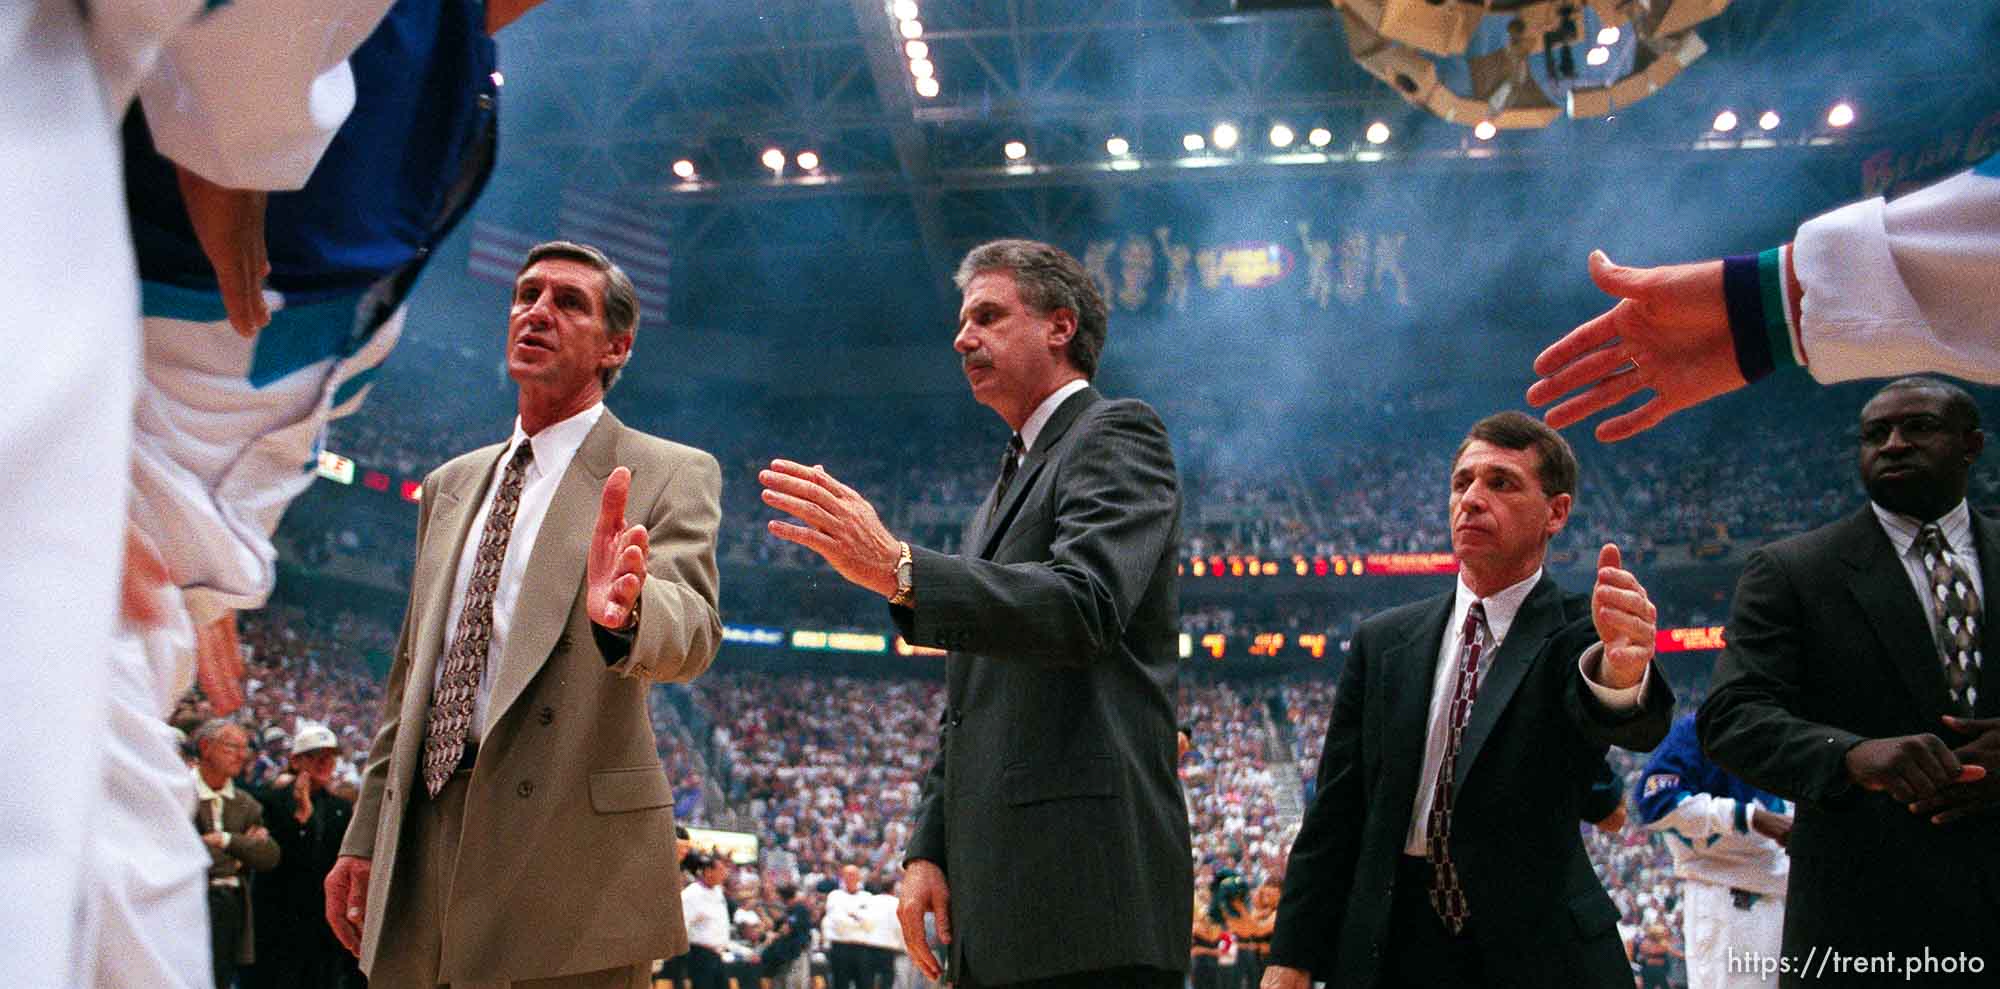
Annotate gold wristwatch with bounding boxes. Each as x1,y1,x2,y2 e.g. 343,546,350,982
889,541,915,607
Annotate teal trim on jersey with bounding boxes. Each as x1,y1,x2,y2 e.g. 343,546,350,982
247,293,368,388
332,365,380,409
202,0,232,11
140,281,230,323
1976,151,1999,178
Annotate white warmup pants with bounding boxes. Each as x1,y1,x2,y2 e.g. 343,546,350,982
1684,878,1787,989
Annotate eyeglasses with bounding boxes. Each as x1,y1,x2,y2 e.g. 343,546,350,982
1859,414,1951,446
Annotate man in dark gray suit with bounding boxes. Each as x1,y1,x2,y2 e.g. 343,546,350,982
760,239,1190,989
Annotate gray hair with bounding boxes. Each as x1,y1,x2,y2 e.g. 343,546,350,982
954,239,1108,379
518,240,640,392
192,719,244,747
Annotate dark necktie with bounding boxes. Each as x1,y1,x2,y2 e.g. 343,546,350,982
1426,601,1488,935
421,441,535,796
996,433,1025,502
1917,523,1982,716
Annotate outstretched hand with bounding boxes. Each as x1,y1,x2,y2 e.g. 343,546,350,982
760,459,901,598
1590,543,1657,689
586,466,648,630
1527,251,1748,442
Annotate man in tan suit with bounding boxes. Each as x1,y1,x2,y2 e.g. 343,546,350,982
324,240,723,988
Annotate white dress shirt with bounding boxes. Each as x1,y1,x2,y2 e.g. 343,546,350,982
822,886,872,945
1013,378,1090,462
1402,569,1647,855
432,403,604,741
1871,499,1983,657
681,878,730,951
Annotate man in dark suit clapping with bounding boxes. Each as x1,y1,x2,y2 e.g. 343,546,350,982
1261,412,1673,989
1699,376,2000,986
760,239,1189,989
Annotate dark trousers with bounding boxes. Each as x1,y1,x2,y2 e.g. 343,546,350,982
829,942,869,989
958,965,1183,989
685,945,727,989
1382,856,1485,989
1233,950,1265,989
863,946,897,988
1189,956,1221,989
208,883,246,989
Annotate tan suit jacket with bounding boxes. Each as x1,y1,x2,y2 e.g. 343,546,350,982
342,409,722,982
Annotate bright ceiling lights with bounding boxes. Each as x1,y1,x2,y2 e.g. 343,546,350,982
891,0,918,20
1473,120,1497,141
1105,136,1130,156
1364,121,1390,144
1712,110,1738,132
760,148,785,172
898,18,922,39
914,77,939,98
1182,133,1206,152
904,40,928,60
1268,124,1294,148
1003,140,1027,161
795,150,820,171
1307,127,1332,148
1827,102,1856,128
1758,110,1780,131
909,58,934,79
1211,122,1239,150
671,159,696,180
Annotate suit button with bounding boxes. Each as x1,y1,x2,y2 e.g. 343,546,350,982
538,707,555,726
517,780,535,798
386,788,395,802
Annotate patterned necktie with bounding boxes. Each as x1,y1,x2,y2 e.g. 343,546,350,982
996,433,1025,501
1917,523,1982,716
421,441,535,796
1425,601,1488,935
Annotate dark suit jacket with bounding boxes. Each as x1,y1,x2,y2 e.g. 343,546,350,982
195,782,281,964
1699,508,2000,981
344,409,723,982
250,783,359,981
893,386,1192,985
1268,575,1673,989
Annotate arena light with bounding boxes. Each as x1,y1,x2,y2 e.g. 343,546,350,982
1473,120,1497,140
795,150,820,171
1307,126,1333,147
1365,121,1391,144
1758,110,1780,131
899,18,922,39
909,58,934,79
1105,135,1130,156
1827,101,1856,128
904,40,927,60
1183,132,1206,152
1268,123,1295,148
760,147,785,173
671,159,697,180
914,76,940,98
1301,0,1729,130
1003,140,1028,160
1711,109,1738,132
490,71,505,87
1211,122,1240,150
891,0,918,20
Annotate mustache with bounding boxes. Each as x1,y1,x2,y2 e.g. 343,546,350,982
962,351,994,372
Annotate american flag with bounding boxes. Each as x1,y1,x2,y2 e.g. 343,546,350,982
466,220,543,288
557,188,672,318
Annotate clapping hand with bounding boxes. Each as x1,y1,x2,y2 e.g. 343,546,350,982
586,466,648,630
1590,543,1657,688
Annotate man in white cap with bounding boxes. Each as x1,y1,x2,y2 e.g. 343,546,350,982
248,724,362,989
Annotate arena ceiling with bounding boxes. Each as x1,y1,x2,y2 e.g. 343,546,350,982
488,0,1999,338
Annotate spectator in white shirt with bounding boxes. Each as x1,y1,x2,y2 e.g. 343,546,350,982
679,852,732,989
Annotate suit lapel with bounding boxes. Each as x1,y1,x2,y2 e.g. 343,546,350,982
1838,509,1956,718
485,412,621,733
976,386,1099,558
1452,575,1563,795
401,445,507,736
1381,596,1453,808
1969,511,1999,718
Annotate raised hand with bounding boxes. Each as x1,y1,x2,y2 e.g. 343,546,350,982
586,466,648,630
1528,251,1749,442
1590,543,1657,689
760,459,902,599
